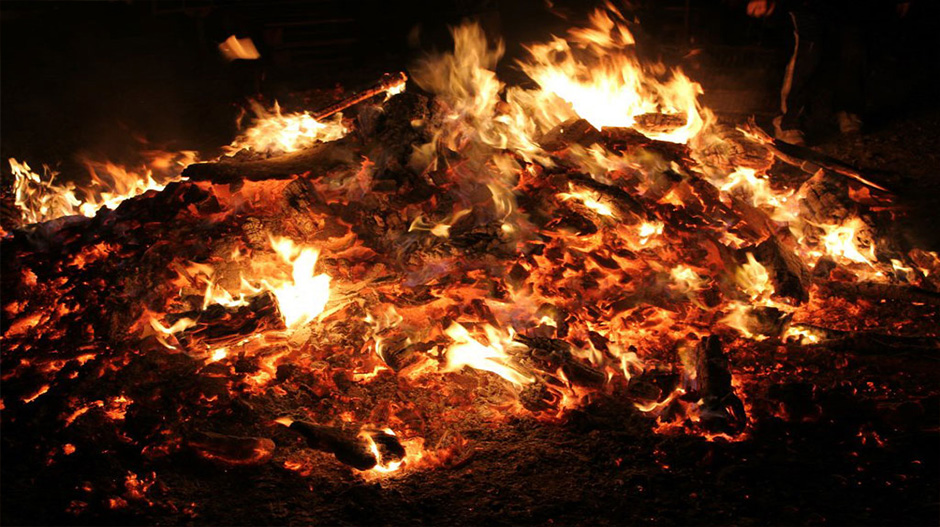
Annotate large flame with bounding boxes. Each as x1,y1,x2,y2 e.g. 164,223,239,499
518,5,709,144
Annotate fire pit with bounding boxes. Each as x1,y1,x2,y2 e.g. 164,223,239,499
2,3,938,525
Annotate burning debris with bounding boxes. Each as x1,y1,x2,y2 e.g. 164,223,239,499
1,4,938,523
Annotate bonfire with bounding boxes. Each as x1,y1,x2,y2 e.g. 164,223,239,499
2,5,937,522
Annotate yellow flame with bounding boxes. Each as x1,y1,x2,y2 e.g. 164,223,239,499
225,101,348,157
442,323,534,386
670,265,705,295
173,237,332,332
781,326,822,345
360,428,404,473
409,209,472,238
265,237,331,329
735,253,772,300
819,218,875,265
558,184,616,217
719,167,796,222
637,221,664,245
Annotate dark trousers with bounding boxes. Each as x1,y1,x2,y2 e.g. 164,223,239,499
780,9,867,130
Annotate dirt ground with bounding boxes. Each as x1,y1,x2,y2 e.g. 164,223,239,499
2,338,937,526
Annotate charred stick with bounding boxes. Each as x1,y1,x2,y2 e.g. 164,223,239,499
813,279,940,307
681,335,747,434
311,72,407,121
743,121,891,193
787,323,940,355
186,431,276,466
514,334,607,388
284,420,404,471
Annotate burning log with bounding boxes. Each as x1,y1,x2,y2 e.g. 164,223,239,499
514,334,607,388
814,280,940,307
166,291,284,349
680,173,776,243
633,112,686,137
186,431,276,466
744,120,890,193
681,336,747,434
182,135,362,183
752,235,812,304
280,419,405,471
786,324,940,355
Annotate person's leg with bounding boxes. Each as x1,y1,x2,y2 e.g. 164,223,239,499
833,19,867,133
779,9,825,134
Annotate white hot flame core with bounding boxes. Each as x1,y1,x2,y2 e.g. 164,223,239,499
443,323,534,387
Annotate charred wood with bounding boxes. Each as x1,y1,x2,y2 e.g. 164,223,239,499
538,118,602,152
599,126,691,162
681,335,747,434
814,280,940,307
633,112,686,137
694,125,775,173
285,420,404,471
798,170,858,226
182,135,362,183
566,173,647,220
514,334,607,388
753,235,812,304
171,291,284,348
186,431,276,466
787,324,940,355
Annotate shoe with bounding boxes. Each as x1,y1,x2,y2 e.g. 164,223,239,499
773,116,806,145
836,112,863,134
